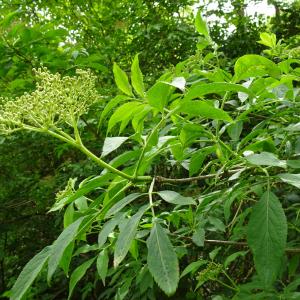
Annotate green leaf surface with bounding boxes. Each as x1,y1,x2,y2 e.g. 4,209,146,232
278,173,300,189
147,81,172,111
97,249,109,285
234,55,280,82
224,251,247,268
47,217,86,282
227,121,243,141
163,77,186,91
245,152,286,168
102,150,141,175
285,122,300,132
68,257,95,299
179,100,232,122
113,62,133,96
195,10,210,40
73,244,99,256
192,225,205,247
157,190,196,205
131,54,145,97
107,101,141,132
180,260,207,278
185,82,252,100
50,174,113,211
179,123,206,147
105,193,143,218
101,136,128,157
247,191,287,287
258,32,277,48
147,223,179,295
208,216,225,232
99,95,130,128
64,204,74,228
189,146,215,176
59,242,74,277
114,205,148,266
98,213,125,248
11,246,51,300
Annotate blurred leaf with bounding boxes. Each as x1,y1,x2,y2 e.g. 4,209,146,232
234,55,280,82
185,82,252,100
247,191,287,287
131,54,145,97
195,11,210,40
245,152,286,168
258,32,277,48
105,193,143,218
68,257,95,299
101,137,128,157
181,260,207,278
114,205,148,266
98,213,126,248
192,225,205,247
147,81,172,111
224,251,247,268
179,100,233,122
97,249,109,285
108,101,141,132
278,173,300,189
113,63,133,96
208,216,225,232
11,247,51,300
157,190,196,205
147,222,179,295
48,217,87,282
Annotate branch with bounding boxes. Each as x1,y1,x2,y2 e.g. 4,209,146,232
156,173,216,183
155,169,242,183
204,239,300,254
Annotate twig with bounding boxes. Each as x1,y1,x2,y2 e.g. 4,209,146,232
155,169,241,183
156,174,216,183
204,239,300,254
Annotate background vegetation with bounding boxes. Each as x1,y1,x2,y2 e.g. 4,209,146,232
0,0,299,299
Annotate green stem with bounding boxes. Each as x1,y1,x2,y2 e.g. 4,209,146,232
133,109,176,178
214,278,238,292
78,143,135,181
45,129,144,181
45,129,77,147
222,270,238,290
71,115,83,145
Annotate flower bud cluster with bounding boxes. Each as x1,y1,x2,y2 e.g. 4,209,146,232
55,178,77,201
0,68,99,134
197,262,222,284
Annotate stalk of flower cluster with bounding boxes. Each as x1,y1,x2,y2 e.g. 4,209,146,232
0,68,151,182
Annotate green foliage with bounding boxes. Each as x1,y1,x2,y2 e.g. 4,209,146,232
247,191,287,288
1,1,300,299
147,222,179,295
113,63,133,96
10,247,51,300
68,257,96,299
195,10,211,41
47,216,88,283
7,27,300,298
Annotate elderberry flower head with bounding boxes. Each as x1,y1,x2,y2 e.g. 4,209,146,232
0,68,99,134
